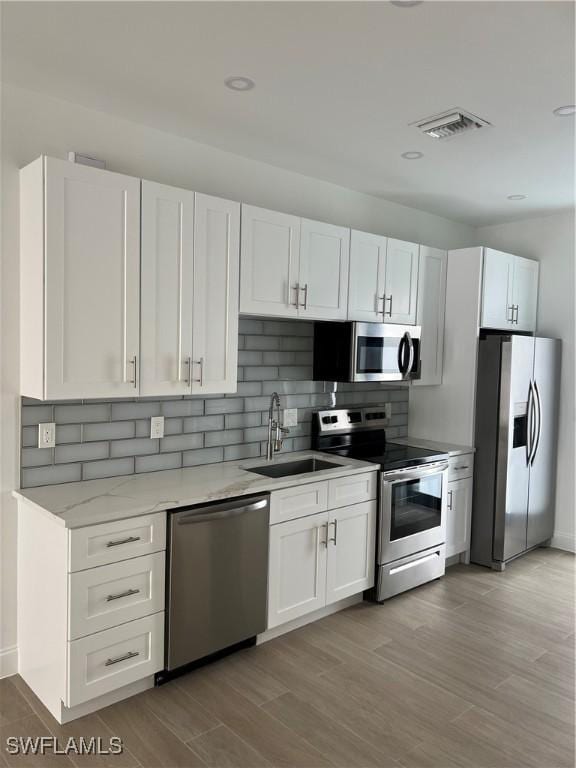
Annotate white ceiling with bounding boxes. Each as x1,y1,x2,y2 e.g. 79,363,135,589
2,1,575,226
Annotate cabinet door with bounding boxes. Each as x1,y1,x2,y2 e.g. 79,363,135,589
140,181,194,396
414,247,447,386
267,513,328,629
445,478,472,558
298,219,350,320
44,157,140,399
192,193,240,394
512,256,538,332
481,248,514,329
240,205,300,317
347,230,387,322
325,501,376,605
384,239,419,324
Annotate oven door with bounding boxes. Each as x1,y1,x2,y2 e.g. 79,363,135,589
379,463,448,564
351,322,421,382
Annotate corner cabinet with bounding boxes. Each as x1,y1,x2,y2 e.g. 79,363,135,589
413,246,447,386
267,472,377,630
20,156,141,400
140,182,239,396
481,248,538,332
239,205,350,320
347,232,419,325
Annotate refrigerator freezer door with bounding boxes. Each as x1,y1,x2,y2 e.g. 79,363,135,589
527,338,561,549
493,336,535,562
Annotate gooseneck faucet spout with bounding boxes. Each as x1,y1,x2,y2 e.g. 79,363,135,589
266,392,289,461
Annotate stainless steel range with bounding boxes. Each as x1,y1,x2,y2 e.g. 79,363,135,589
312,407,449,601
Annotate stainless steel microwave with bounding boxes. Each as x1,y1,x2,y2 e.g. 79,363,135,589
313,321,421,383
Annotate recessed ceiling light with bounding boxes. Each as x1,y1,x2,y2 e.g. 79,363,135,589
224,76,255,92
553,105,576,117
507,194,527,201
401,151,424,160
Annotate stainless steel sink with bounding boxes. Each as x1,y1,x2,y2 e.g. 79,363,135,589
246,457,341,478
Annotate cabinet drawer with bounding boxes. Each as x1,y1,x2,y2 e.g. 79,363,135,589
270,481,328,525
448,453,474,482
69,513,166,572
67,612,164,707
328,472,377,510
68,552,165,640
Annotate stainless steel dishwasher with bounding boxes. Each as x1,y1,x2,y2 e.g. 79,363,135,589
163,493,270,675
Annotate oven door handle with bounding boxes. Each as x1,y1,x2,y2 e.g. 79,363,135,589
382,462,449,484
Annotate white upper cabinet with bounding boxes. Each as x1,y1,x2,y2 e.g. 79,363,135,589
191,193,240,394
481,248,538,332
298,219,350,320
240,205,300,317
414,247,447,387
481,248,514,329
384,239,420,325
347,230,387,322
140,181,194,396
511,256,539,332
20,156,141,400
141,183,240,397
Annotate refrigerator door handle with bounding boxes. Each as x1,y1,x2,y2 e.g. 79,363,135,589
526,380,534,466
531,380,542,465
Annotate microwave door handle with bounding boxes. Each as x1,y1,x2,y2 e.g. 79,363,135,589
397,334,407,376
406,332,415,375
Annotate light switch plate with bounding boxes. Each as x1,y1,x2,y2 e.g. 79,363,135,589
150,416,165,439
283,408,298,428
38,422,56,449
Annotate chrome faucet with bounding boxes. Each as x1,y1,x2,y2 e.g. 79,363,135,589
266,392,289,460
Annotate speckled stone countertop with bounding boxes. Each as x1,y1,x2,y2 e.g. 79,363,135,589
13,451,379,528
393,437,475,456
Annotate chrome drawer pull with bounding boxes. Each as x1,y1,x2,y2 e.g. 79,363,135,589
453,464,469,471
104,650,140,667
105,535,141,548
106,588,140,602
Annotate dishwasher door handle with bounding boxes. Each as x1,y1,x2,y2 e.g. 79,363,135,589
176,498,268,524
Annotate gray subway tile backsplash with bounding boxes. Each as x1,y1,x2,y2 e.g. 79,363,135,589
20,319,408,487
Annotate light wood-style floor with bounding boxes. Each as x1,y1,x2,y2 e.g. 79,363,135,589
2,548,574,768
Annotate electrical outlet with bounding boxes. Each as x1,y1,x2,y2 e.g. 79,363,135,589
150,416,165,439
38,422,56,449
283,408,298,428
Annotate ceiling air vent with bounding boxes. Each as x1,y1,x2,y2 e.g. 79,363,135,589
413,109,491,140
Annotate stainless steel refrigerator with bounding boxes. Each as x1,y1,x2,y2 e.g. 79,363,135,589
471,334,561,569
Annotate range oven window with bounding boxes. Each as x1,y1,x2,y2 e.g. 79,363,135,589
390,473,442,540
356,336,400,374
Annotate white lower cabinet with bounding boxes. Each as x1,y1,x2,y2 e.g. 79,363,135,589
325,501,376,605
267,473,378,630
67,612,164,708
268,512,329,628
445,453,474,559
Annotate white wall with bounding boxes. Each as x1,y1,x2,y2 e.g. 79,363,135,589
476,212,575,552
0,84,477,675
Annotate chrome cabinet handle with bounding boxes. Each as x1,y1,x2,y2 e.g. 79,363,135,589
507,305,515,324
514,305,519,324
377,294,386,316
106,535,141,548
385,295,393,317
106,588,140,602
447,490,453,510
453,464,469,471
104,650,140,667
328,519,338,545
299,284,308,310
127,355,137,386
292,283,300,308
193,357,204,386
319,522,328,548
180,356,192,386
